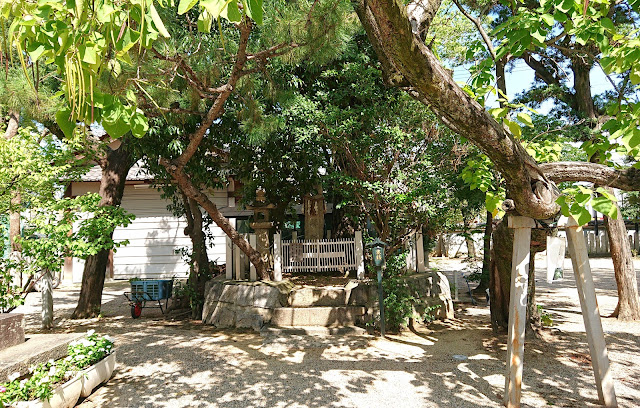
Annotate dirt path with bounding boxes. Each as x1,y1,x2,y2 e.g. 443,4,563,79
12,255,640,408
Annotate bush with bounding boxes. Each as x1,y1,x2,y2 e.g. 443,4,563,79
380,253,415,332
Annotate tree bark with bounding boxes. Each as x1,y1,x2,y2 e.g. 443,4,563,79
72,140,133,319
163,160,270,280
490,218,511,332
182,194,211,319
603,201,640,320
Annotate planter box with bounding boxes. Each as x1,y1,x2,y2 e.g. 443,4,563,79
12,352,116,408
14,374,82,408
80,351,116,397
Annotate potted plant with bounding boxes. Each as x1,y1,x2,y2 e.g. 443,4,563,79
0,331,115,408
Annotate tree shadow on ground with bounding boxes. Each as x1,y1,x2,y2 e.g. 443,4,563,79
15,274,640,408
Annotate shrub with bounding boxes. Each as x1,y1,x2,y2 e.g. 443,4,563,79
380,253,415,332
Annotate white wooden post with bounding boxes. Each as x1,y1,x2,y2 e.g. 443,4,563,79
249,234,257,281
355,231,365,279
273,233,282,281
504,216,534,408
565,218,617,408
416,232,425,273
226,236,233,280
291,231,297,242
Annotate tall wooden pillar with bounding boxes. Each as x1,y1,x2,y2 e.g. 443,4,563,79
565,218,617,408
504,216,533,408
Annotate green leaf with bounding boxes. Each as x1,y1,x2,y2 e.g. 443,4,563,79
245,0,263,24
102,101,130,138
505,119,522,138
200,0,224,19
630,67,640,85
516,112,534,127
541,13,555,26
221,0,242,22
56,108,76,138
573,205,592,226
130,110,149,138
600,17,614,32
27,43,46,62
178,0,199,14
489,107,508,119
149,3,170,38
591,196,617,218
79,44,97,65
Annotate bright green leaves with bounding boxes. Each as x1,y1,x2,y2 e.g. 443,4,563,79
178,0,264,29
523,141,562,163
178,0,200,14
461,155,506,218
149,3,170,38
56,108,77,139
245,0,263,24
557,186,618,226
7,0,166,139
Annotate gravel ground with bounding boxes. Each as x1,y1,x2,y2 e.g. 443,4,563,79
12,255,640,408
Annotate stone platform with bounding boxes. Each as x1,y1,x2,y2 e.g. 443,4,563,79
202,271,454,331
0,313,25,351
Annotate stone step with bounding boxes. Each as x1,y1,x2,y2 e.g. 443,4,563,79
288,287,352,307
271,306,366,327
260,325,367,337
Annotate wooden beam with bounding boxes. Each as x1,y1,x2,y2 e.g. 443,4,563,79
505,217,532,408
565,225,618,407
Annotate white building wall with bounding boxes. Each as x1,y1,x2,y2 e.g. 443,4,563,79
70,183,229,282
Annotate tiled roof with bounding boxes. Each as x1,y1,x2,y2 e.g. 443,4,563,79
80,161,154,182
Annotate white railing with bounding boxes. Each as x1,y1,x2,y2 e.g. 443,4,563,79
274,231,365,279
282,238,356,272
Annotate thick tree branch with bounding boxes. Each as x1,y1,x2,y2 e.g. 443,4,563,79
173,19,253,169
540,162,640,191
354,0,559,219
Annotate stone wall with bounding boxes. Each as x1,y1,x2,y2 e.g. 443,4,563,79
202,278,294,331
355,271,455,326
0,313,25,351
403,271,455,320
202,271,453,331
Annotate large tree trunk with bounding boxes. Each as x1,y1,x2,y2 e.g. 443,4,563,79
490,218,511,332
354,0,560,220
603,207,640,320
72,141,133,319
182,194,211,319
490,215,547,333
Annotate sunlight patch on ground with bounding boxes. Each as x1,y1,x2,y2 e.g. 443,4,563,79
321,369,432,408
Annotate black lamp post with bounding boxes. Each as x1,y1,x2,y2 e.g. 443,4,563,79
367,238,387,337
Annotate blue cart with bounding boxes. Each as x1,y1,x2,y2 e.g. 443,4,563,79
124,279,173,318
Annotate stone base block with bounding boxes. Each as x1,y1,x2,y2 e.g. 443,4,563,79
0,313,24,351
